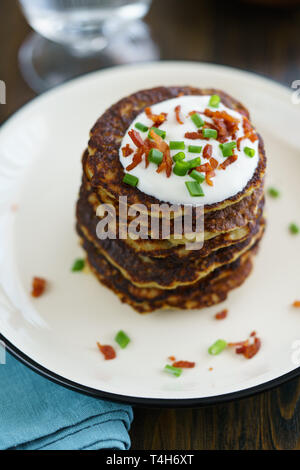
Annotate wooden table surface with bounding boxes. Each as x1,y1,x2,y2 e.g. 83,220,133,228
1,0,300,450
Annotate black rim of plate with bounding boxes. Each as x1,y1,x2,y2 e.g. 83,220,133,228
2,333,300,407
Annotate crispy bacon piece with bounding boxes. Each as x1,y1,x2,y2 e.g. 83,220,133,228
215,309,228,320
219,153,238,170
205,171,215,187
237,117,258,150
228,333,261,359
168,356,176,362
149,129,172,177
203,144,212,160
97,342,116,360
126,147,144,171
209,367,213,371
184,130,204,140
196,162,212,173
128,129,144,148
172,361,195,368
31,277,46,298
175,105,184,124
126,130,156,170
250,330,256,337
122,144,134,157
209,157,218,170
293,300,300,307
145,107,167,127
204,108,239,141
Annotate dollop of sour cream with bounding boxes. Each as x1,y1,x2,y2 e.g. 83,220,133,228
119,95,259,206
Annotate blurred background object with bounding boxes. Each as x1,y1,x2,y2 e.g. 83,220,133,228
18,0,157,92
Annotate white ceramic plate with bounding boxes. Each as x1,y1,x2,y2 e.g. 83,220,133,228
1,62,300,406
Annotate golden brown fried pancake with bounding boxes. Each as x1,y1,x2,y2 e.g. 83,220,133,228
76,190,265,289
84,87,266,215
78,226,260,313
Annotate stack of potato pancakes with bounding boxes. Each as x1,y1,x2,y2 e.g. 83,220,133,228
76,87,266,313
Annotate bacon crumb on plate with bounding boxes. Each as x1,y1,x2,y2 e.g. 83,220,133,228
97,342,116,360
168,356,176,362
215,309,228,320
31,277,46,298
172,360,195,368
228,332,261,359
292,300,300,308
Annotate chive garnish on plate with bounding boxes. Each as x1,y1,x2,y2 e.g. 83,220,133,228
72,259,85,272
220,141,236,157
185,180,204,197
115,330,130,349
244,146,255,158
208,339,227,355
203,128,218,139
209,94,221,108
123,173,139,187
188,145,202,153
135,122,148,132
148,127,166,139
191,113,204,128
148,148,163,165
164,364,182,377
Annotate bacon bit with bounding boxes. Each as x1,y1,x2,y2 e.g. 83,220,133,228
203,144,212,160
126,130,156,170
149,129,172,177
228,332,261,359
177,92,184,97
97,342,116,360
174,105,184,124
172,361,195,368
31,277,46,298
11,203,19,212
204,108,239,141
208,367,213,371
126,147,143,171
145,107,167,127
219,153,238,170
215,309,228,320
121,144,133,157
184,131,202,140
205,171,215,187
128,129,144,148
293,300,300,308
168,356,176,362
196,162,212,173
209,157,218,170
237,117,258,150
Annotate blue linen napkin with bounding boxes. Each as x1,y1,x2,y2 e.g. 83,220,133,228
0,351,133,450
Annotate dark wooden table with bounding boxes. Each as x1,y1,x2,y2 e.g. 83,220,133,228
1,0,300,450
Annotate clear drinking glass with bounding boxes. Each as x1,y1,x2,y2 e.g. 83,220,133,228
18,0,157,93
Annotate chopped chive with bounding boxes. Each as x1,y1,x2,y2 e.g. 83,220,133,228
188,145,202,153
220,141,237,157
209,94,221,108
135,122,148,132
188,157,201,168
169,141,185,150
164,364,182,377
115,330,130,349
244,146,255,158
185,180,204,197
190,170,205,183
148,127,166,139
173,161,190,176
203,128,218,139
289,223,299,235
191,113,204,128
268,187,280,198
173,152,185,162
72,258,85,272
148,148,163,165
123,173,139,187
208,339,227,355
